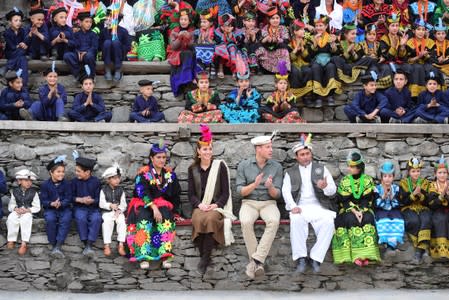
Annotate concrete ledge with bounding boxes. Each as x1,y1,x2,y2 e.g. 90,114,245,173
0,59,171,74
0,120,448,134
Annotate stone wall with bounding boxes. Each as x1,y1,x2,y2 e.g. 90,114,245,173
0,219,448,292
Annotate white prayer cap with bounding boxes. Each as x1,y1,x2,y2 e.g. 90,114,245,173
15,169,37,180
251,131,278,146
102,163,123,179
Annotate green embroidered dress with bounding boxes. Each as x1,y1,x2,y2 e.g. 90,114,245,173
332,173,381,264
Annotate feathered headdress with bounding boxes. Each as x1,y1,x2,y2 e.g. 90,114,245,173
102,162,123,179
235,53,250,80
347,151,364,167
434,18,447,32
151,138,168,154
46,154,67,171
275,60,289,81
387,13,400,24
292,133,313,153
198,124,213,146
433,155,448,170
408,157,424,169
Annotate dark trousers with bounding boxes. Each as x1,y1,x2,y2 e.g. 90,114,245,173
73,208,102,243
44,208,72,246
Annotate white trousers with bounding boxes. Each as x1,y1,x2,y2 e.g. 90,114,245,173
7,212,33,243
289,206,335,263
102,211,126,244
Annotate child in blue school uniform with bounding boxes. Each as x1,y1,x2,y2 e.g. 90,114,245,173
63,11,98,81
344,71,388,123
0,8,29,86
414,72,449,124
0,70,32,121
49,7,74,60
71,151,102,257
40,155,73,258
99,8,131,82
381,69,417,123
129,80,165,123
25,8,49,61
24,63,68,121
67,67,112,122
0,169,7,219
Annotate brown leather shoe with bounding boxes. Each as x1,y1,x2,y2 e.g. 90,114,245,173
117,243,126,256
104,245,111,256
18,243,27,256
7,242,15,249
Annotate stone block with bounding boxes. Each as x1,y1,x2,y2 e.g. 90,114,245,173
163,107,184,123
13,145,36,161
0,278,31,291
356,137,378,149
171,142,194,157
302,108,324,123
384,141,409,155
111,106,131,123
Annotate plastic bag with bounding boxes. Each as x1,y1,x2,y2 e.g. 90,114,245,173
133,0,156,32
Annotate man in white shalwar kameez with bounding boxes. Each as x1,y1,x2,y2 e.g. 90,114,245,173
282,134,336,273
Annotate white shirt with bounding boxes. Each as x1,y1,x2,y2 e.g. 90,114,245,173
282,163,336,211
119,2,135,36
315,0,343,31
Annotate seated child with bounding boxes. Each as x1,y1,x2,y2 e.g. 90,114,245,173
344,71,388,123
99,8,131,82
63,11,98,81
0,70,32,121
129,80,165,123
72,151,102,257
374,161,405,257
6,169,41,256
259,61,305,123
178,71,223,123
26,8,49,60
193,10,216,78
41,155,73,258
0,8,29,86
381,69,416,123
25,63,68,121
67,69,112,122
414,72,449,123
99,164,127,257
220,57,261,123
432,18,449,76
49,6,74,60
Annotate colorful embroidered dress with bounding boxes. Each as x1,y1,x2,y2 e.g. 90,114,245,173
332,174,381,264
374,184,405,249
220,88,261,123
289,37,313,97
178,88,224,123
259,90,305,123
256,24,291,73
398,176,431,251
126,165,181,263
427,180,449,258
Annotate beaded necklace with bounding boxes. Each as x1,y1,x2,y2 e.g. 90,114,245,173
436,40,447,58
349,174,366,200
274,90,288,104
195,89,211,104
407,176,422,193
413,38,427,57
418,0,429,22
143,165,174,193
318,32,330,48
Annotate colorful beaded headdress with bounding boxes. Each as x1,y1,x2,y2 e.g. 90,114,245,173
408,157,424,169
433,155,448,170
347,151,364,166
198,124,212,147
275,60,289,81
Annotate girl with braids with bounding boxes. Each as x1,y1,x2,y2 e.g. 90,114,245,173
332,151,381,266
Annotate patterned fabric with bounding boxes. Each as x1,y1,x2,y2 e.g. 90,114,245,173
428,181,449,258
195,44,215,65
220,88,261,123
259,91,305,123
126,165,181,263
374,184,405,249
178,110,224,123
137,31,166,61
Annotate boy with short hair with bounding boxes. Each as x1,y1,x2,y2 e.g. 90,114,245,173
99,164,127,257
129,80,165,123
26,8,49,61
63,11,98,81
49,6,74,60
71,151,102,257
414,72,449,123
381,69,416,123
343,71,388,123
0,70,32,120
67,71,112,122
0,7,29,86
6,169,41,256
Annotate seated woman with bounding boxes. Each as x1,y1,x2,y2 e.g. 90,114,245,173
188,125,235,275
374,161,405,257
219,55,261,123
332,151,381,266
398,157,431,264
259,61,305,123
126,142,182,270
178,71,224,123
428,156,449,260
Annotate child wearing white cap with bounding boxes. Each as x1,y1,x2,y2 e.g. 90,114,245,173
6,169,41,255
99,164,127,256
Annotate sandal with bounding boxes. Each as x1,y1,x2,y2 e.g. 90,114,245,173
354,258,363,267
140,261,150,269
162,260,172,269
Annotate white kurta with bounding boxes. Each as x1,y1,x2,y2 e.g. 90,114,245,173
7,189,41,243
315,0,343,31
282,163,336,262
99,189,127,244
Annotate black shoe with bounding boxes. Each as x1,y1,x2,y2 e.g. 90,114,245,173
412,249,424,264
314,98,323,108
327,97,336,107
295,257,307,273
311,259,321,273
197,256,210,275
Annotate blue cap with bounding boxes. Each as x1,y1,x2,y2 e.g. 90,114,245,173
379,161,395,174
